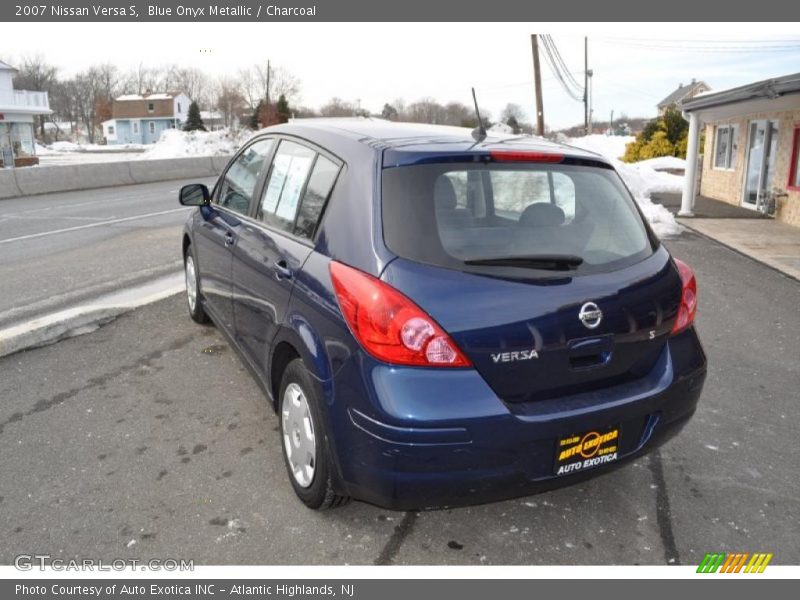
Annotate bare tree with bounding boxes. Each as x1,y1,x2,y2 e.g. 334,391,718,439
319,97,357,118
443,102,472,127
11,54,58,137
214,76,245,129
65,65,121,143
500,103,527,124
270,66,300,102
172,67,209,106
238,67,261,110
405,97,448,124
240,62,301,110
122,63,173,95
47,79,77,141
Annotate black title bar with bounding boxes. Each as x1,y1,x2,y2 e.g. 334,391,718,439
2,0,799,22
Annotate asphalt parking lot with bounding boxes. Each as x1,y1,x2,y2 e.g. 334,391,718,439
0,230,798,566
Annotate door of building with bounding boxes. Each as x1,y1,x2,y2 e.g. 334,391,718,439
742,119,779,211
0,123,13,168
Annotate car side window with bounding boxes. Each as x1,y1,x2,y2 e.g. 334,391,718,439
216,138,275,216
294,155,340,240
258,140,316,233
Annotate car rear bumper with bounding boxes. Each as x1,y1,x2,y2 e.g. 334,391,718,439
327,328,706,510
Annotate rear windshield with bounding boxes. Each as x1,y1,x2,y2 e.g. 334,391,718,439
381,162,655,276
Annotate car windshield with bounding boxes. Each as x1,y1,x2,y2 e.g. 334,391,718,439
381,161,655,275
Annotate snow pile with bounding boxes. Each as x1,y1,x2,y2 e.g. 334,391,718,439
635,156,686,171
566,135,683,237
37,141,145,153
611,162,684,236
49,141,85,152
139,129,251,159
35,143,57,155
566,134,634,161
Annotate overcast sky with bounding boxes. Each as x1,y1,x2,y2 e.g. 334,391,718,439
2,22,800,129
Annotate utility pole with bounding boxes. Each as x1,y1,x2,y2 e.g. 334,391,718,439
584,37,589,135
610,110,614,134
587,68,594,134
531,34,545,136
265,59,271,108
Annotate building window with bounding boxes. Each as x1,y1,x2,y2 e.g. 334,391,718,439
148,102,155,113
108,126,115,135
713,125,738,170
177,102,182,113
9,122,34,158
132,121,139,135
149,122,155,134
789,127,800,190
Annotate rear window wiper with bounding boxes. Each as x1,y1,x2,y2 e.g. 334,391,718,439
464,254,584,270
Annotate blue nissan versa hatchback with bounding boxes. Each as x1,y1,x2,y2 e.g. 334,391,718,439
178,119,706,510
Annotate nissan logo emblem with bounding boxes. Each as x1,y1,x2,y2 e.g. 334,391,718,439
578,302,603,329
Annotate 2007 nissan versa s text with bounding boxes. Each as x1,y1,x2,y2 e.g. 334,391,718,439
178,119,706,510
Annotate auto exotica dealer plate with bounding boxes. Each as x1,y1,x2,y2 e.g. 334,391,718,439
554,426,620,476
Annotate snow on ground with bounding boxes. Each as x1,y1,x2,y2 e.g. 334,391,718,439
566,134,683,237
36,140,146,165
35,129,247,165
635,156,687,171
565,134,634,162
139,129,251,160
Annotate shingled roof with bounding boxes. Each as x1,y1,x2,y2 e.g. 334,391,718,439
657,79,709,109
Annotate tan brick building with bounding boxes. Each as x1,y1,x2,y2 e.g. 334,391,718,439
678,73,800,227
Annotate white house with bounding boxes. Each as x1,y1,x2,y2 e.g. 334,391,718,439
0,60,52,167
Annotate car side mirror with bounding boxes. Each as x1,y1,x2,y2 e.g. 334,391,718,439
179,183,210,206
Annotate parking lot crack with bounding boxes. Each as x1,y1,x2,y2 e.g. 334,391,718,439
374,511,417,565
648,449,681,565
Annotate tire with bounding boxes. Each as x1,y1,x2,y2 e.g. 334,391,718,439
278,358,350,509
184,244,210,324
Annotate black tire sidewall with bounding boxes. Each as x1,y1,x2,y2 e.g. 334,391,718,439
278,359,333,508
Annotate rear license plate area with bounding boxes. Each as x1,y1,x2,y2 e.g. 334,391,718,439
554,425,620,476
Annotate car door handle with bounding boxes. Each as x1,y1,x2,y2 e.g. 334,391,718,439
224,231,236,247
274,259,293,281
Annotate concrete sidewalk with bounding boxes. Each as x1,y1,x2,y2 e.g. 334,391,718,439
653,191,769,219
677,217,800,281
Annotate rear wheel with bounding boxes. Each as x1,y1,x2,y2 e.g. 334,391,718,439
184,245,210,324
279,358,349,509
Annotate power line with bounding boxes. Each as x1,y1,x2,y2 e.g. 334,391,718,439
542,35,583,92
593,38,800,53
539,35,584,102
541,35,583,97
597,36,800,44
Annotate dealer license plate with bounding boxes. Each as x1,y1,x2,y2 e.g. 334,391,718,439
554,425,620,476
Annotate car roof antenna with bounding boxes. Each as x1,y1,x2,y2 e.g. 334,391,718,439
470,87,487,143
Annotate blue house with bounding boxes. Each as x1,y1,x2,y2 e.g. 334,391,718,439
101,91,191,145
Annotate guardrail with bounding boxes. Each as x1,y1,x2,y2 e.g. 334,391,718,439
0,155,233,199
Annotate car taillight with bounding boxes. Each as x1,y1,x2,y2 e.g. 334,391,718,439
329,261,472,367
489,150,564,163
671,258,697,335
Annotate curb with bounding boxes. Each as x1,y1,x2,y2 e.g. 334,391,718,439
0,275,184,359
0,306,126,358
